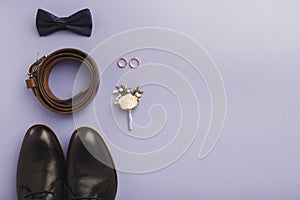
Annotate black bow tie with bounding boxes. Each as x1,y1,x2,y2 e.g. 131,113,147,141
36,8,93,37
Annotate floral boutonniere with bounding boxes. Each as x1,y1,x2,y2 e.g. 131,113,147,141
113,85,143,130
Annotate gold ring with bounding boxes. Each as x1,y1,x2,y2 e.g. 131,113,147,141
117,57,128,68
129,58,140,69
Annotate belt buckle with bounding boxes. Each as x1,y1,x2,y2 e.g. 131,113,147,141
27,55,47,77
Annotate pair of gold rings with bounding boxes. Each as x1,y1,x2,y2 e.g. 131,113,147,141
117,57,140,69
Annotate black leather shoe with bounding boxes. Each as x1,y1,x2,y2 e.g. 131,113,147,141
17,124,65,200
66,127,118,200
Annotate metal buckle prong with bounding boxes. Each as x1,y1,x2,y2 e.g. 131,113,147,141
27,55,47,78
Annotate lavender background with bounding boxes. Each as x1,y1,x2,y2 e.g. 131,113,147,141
1,1,300,199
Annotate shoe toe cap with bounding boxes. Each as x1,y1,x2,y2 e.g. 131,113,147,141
67,127,118,199
17,124,65,200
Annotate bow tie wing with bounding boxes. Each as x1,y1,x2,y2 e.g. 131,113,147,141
64,9,92,37
36,9,64,36
36,9,92,37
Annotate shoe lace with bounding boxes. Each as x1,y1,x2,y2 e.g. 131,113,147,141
24,190,55,199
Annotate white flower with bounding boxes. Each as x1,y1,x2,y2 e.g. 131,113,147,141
116,94,122,100
135,92,141,98
117,94,138,110
113,89,119,94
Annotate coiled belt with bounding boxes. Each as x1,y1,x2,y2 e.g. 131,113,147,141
26,48,99,114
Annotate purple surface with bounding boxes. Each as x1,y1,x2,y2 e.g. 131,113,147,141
1,1,300,199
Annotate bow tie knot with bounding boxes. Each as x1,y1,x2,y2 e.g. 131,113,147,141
36,8,93,37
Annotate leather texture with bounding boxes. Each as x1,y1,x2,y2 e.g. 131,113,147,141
36,8,92,37
26,48,99,114
17,124,65,200
66,127,118,200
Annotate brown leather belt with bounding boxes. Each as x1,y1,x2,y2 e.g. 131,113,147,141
26,48,99,114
